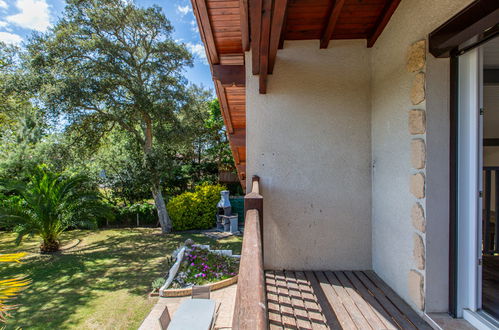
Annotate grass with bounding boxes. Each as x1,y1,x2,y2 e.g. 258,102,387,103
0,228,242,330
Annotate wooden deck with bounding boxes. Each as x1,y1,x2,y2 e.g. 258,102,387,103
265,270,432,330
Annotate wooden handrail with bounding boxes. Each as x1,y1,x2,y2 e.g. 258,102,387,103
232,176,267,330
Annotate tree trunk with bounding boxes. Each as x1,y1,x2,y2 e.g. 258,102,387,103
152,185,172,233
142,112,172,233
40,238,60,253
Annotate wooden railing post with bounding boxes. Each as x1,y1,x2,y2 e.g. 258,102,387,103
244,175,263,246
232,175,267,330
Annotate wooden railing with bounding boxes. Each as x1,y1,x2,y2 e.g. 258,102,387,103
483,167,499,254
232,176,267,330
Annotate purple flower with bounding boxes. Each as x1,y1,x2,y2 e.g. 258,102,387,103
190,263,194,266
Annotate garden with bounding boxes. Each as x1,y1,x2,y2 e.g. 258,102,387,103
0,229,242,329
0,0,244,327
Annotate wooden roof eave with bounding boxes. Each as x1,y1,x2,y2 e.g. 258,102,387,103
191,0,248,190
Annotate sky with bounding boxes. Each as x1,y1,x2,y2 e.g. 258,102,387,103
0,0,214,89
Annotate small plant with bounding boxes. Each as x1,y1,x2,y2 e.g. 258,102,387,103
151,277,165,291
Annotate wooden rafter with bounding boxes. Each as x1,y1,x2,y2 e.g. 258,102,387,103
259,0,272,93
268,0,288,74
233,147,241,165
278,9,288,49
191,0,219,64
213,65,245,86
240,0,250,51
320,0,346,49
367,0,401,48
250,0,263,74
215,80,234,134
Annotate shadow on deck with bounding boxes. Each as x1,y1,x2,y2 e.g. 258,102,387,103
266,270,432,330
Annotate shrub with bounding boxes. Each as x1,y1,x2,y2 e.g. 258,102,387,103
167,183,225,231
0,165,112,252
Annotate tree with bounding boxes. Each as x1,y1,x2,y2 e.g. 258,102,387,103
0,43,50,181
0,165,111,252
27,0,203,232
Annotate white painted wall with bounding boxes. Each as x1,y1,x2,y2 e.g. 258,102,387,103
244,0,473,313
370,0,473,313
246,40,372,270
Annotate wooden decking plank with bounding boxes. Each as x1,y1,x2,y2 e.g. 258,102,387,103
284,271,313,329
308,271,353,329
363,271,432,329
266,271,284,329
294,271,329,329
335,271,393,329
324,271,373,329
344,271,399,330
275,270,299,329
355,271,417,329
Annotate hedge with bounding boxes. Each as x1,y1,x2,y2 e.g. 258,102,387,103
167,183,225,231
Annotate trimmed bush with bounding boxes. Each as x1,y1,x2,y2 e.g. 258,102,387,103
167,183,225,231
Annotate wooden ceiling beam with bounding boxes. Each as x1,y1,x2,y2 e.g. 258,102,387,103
191,0,219,64
240,0,250,51
213,65,246,86
278,9,288,49
268,0,288,74
367,0,401,48
320,0,346,49
250,0,262,74
259,0,272,93
215,80,234,134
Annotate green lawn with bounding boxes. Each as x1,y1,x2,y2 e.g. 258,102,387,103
0,228,242,330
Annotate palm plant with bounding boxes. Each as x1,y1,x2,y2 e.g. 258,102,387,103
0,165,111,252
0,253,30,322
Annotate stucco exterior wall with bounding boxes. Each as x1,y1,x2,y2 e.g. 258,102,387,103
370,0,473,312
246,40,372,270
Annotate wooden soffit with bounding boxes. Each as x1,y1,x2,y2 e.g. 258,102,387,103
190,0,403,189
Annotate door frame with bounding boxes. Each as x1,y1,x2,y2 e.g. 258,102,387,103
429,0,499,318
454,47,483,317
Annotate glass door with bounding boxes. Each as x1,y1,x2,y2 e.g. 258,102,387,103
481,36,499,321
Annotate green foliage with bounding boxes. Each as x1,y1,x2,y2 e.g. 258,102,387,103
151,277,165,291
0,4,239,225
0,165,113,252
167,184,225,231
115,202,157,227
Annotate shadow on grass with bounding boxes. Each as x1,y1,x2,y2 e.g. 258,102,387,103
0,228,242,329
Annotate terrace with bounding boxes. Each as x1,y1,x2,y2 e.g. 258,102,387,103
233,177,431,329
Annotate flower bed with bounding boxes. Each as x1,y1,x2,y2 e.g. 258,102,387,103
171,246,239,288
